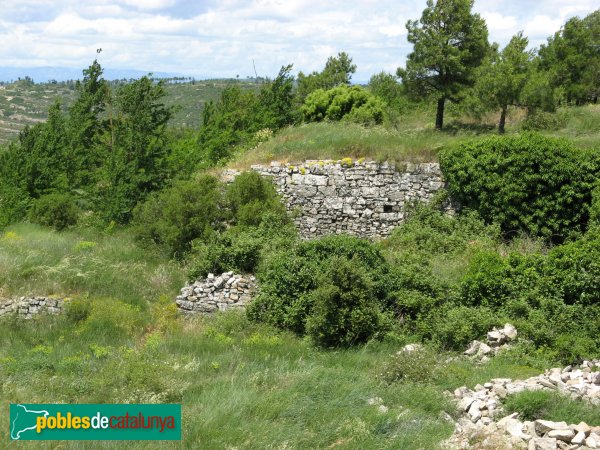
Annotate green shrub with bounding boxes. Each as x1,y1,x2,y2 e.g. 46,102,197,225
545,230,600,306
132,175,224,257
379,346,439,383
440,133,600,241
65,298,92,323
248,235,393,341
383,200,500,257
189,229,265,278
301,85,386,125
77,298,145,342
418,305,503,350
521,110,566,131
591,183,600,228
29,193,79,231
306,258,388,347
226,171,287,226
0,183,30,228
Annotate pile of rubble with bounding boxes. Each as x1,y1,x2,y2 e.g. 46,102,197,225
464,323,519,361
446,360,600,449
175,272,256,314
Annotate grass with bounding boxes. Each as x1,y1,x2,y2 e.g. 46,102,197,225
229,121,444,168
0,309,554,449
229,103,600,169
503,390,600,425
0,223,185,307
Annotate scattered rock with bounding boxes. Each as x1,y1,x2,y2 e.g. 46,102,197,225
442,360,600,450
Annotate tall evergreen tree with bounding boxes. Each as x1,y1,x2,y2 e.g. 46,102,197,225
398,0,489,129
539,10,600,104
472,32,533,133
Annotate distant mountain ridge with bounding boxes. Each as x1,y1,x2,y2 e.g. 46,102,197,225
0,66,191,82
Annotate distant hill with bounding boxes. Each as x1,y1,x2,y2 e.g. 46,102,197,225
0,66,189,83
0,79,260,146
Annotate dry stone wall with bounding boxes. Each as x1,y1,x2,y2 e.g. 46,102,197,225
224,159,452,239
0,296,64,319
176,272,256,314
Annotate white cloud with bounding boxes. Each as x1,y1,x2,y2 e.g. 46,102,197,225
0,0,597,80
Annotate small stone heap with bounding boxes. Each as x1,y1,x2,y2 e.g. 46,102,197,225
464,323,518,361
175,272,256,314
446,360,600,449
0,296,64,319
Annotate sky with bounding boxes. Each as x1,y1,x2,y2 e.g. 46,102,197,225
0,0,597,81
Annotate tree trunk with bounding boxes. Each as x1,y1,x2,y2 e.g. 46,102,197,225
435,97,445,130
499,105,507,134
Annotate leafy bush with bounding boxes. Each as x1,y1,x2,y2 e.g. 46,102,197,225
440,133,600,241
383,199,500,257
379,346,439,383
417,305,503,350
301,85,386,125
226,171,287,226
521,110,566,130
591,183,600,227
306,258,388,347
29,193,79,230
132,175,224,257
77,298,145,342
247,235,392,342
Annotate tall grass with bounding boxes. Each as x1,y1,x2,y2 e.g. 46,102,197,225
229,104,600,169
0,308,559,450
0,224,185,307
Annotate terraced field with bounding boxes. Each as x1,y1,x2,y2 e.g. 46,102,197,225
0,79,259,146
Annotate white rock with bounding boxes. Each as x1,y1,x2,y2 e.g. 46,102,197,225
547,429,575,442
528,437,558,450
467,402,481,422
459,396,475,412
503,323,518,340
504,418,531,441
571,431,586,445
535,420,569,435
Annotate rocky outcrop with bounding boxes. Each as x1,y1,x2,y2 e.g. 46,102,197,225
176,272,256,314
445,360,600,449
0,296,64,319
223,159,453,239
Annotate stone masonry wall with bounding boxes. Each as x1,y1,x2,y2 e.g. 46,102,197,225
0,296,64,319
176,272,256,314
224,159,451,239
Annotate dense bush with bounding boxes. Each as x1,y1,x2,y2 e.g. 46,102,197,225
188,216,297,279
29,193,79,231
301,85,386,125
247,235,393,341
521,110,566,130
186,172,293,277
306,258,388,347
226,171,287,226
132,175,224,257
440,133,600,241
